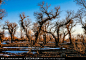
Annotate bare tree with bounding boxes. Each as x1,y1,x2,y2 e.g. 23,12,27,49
0,0,7,20
34,1,76,47
41,21,58,46
59,26,68,43
79,13,86,34
75,0,86,34
64,10,79,44
0,29,4,47
19,13,31,41
20,27,23,39
66,20,77,44
53,19,73,46
3,21,18,43
0,9,6,20
78,9,86,34
47,10,79,46
41,19,73,46
42,21,50,45
0,0,7,47
75,0,86,8
33,1,60,45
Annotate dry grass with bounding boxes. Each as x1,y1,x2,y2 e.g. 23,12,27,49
72,38,86,54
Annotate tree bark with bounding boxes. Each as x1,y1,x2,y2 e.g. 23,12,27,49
57,27,60,44
11,33,12,43
63,33,65,43
67,27,72,44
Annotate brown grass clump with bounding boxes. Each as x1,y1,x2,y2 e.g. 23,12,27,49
73,41,85,54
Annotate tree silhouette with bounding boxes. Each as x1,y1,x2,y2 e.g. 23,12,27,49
3,21,18,43
0,0,7,48
53,19,73,46
75,0,86,8
0,0,7,20
42,22,49,45
33,1,60,45
40,21,51,45
0,9,6,20
65,11,78,44
0,30,4,47
20,27,23,39
41,19,73,46
19,13,31,41
33,1,76,47
75,0,86,34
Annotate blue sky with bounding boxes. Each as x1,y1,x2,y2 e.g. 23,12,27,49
0,0,84,37
1,0,80,22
